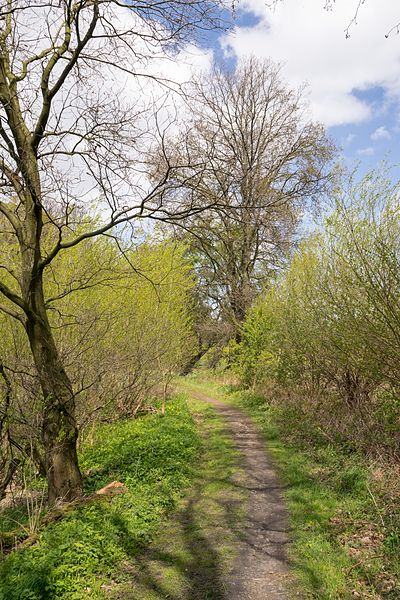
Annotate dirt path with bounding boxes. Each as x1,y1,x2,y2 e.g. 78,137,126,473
191,389,294,600
110,389,296,599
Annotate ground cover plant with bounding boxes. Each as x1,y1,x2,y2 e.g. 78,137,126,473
0,396,201,599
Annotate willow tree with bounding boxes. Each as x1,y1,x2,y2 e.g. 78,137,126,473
0,0,226,503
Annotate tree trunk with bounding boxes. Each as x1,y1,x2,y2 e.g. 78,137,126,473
25,281,83,504
231,282,250,342
0,47,83,503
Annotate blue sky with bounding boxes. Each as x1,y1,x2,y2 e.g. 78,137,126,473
331,88,398,172
197,0,400,179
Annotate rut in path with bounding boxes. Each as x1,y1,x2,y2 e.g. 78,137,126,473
191,390,294,600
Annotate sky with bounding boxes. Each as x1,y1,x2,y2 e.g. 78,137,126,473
188,0,400,178
7,0,400,214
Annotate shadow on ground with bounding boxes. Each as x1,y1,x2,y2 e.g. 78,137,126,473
108,409,246,600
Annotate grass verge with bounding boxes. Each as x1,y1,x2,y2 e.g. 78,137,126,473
0,392,247,600
0,396,200,599
185,373,400,600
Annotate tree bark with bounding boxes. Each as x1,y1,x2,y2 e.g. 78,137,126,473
25,277,83,504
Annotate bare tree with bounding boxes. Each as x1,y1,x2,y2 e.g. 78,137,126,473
0,0,228,503
157,58,335,334
269,1,399,38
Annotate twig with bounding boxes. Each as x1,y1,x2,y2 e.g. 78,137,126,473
367,485,385,529
347,554,384,574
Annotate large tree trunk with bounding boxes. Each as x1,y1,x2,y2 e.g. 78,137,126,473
0,62,83,502
230,273,253,342
25,279,83,504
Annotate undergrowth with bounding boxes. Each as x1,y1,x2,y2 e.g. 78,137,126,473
0,395,201,600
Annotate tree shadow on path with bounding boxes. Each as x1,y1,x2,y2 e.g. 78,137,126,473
108,410,246,599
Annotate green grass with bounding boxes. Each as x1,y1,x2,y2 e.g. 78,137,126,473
185,374,400,600
0,396,201,599
108,396,247,599
0,393,247,600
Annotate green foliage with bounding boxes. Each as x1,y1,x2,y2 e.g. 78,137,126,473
50,238,197,417
0,235,197,491
228,302,276,386
233,168,400,457
333,464,367,495
0,396,201,600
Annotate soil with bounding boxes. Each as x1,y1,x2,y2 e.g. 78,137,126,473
191,389,295,600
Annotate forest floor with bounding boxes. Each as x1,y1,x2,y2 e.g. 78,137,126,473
2,379,397,599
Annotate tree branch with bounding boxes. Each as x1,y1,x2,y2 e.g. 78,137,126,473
0,279,26,313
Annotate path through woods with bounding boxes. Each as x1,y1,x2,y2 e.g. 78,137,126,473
191,389,294,600
110,388,298,599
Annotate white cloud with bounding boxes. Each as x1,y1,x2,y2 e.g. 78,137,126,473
344,133,356,145
371,125,391,141
357,146,375,156
221,0,400,127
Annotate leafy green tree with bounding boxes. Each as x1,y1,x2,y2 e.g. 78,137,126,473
0,235,196,494
233,169,400,454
